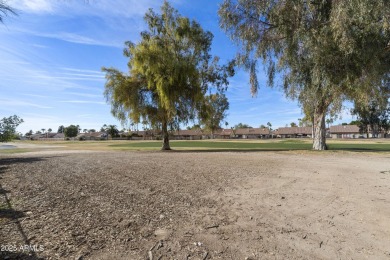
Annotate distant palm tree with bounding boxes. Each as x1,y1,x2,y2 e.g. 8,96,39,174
267,122,273,138
100,124,107,132
107,125,119,139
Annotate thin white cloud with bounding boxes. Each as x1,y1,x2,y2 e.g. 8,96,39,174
14,0,54,13
22,93,51,98
13,0,164,18
61,67,104,74
31,43,48,48
0,99,52,109
60,100,105,105
65,92,103,98
58,72,104,78
15,29,121,47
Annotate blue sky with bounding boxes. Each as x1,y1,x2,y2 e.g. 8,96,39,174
0,0,353,134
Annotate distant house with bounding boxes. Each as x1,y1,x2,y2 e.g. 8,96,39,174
330,125,360,138
214,128,234,139
53,133,65,139
172,129,203,140
234,128,271,139
274,127,312,138
29,132,65,140
77,132,109,140
29,133,44,140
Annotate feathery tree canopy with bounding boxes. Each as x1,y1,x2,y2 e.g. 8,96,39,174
219,0,390,150
103,1,234,150
352,98,390,138
199,93,229,137
0,115,23,142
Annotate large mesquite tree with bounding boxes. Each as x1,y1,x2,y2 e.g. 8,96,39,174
103,1,233,150
219,0,390,150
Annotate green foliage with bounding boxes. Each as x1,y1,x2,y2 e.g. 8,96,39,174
25,130,33,137
200,93,229,134
100,124,107,132
290,122,297,127
349,120,360,126
103,1,234,150
219,0,390,149
106,125,119,138
352,100,390,137
187,124,201,130
0,115,23,142
234,123,252,129
64,125,79,138
110,140,390,152
57,125,65,133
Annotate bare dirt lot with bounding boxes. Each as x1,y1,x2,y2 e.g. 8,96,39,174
1,150,390,259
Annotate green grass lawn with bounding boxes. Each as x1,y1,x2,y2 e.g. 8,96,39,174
2,139,389,153
110,139,390,152
0,149,32,154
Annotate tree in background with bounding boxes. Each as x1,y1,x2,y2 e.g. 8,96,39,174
88,129,96,133
325,118,334,129
64,125,79,138
199,93,229,138
106,125,119,138
0,115,23,142
352,100,390,138
219,0,390,150
186,124,201,130
100,124,107,132
103,2,234,150
58,125,65,133
25,130,33,137
290,122,297,127
234,123,252,129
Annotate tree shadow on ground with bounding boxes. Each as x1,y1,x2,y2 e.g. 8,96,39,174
0,156,53,260
157,147,390,153
0,157,52,167
327,147,390,152
0,251,44,260
164,148,307,153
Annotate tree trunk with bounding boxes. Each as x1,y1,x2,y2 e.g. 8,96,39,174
161,120,171,150
312,109,327,150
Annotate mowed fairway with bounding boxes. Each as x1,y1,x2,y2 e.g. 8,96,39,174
0,140,390,259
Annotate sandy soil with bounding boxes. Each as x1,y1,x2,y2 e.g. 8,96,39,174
0,150,389,259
